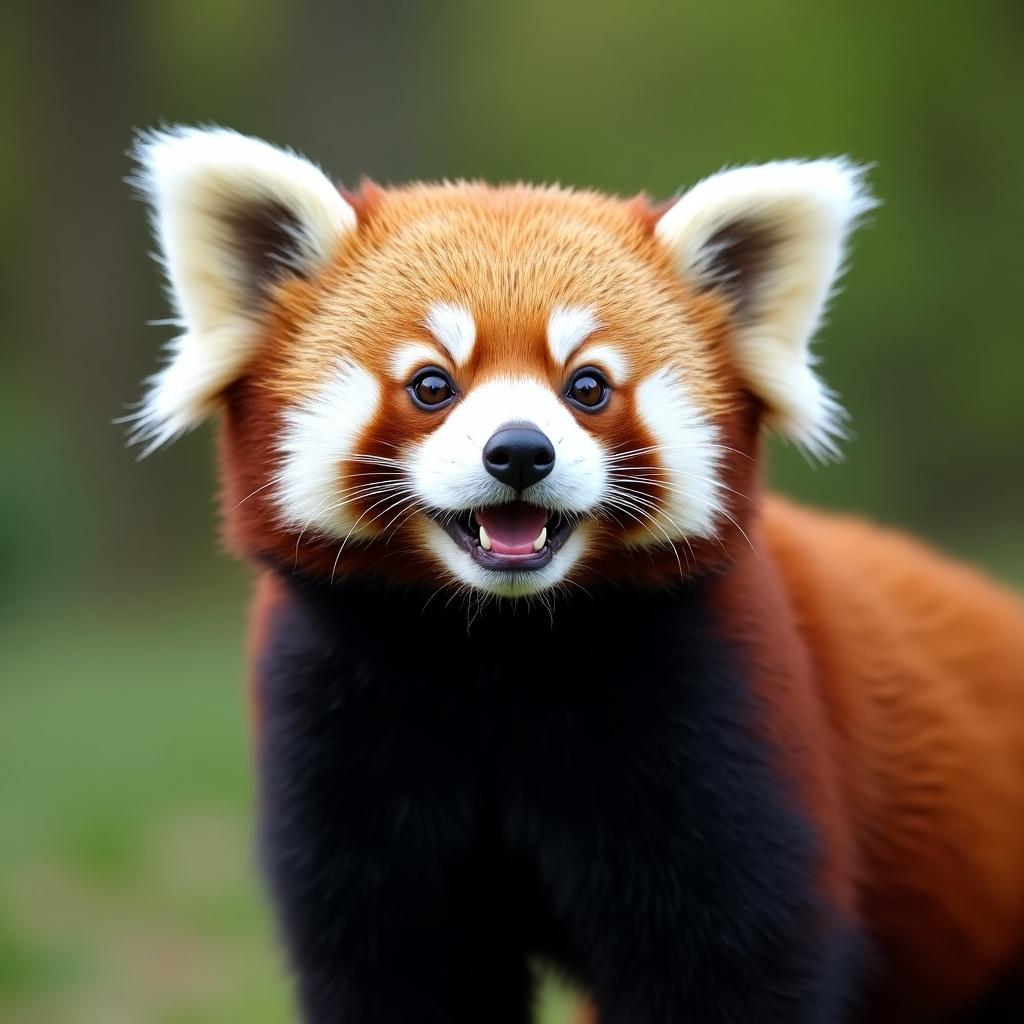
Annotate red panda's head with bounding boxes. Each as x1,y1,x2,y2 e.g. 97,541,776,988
130,127,871,598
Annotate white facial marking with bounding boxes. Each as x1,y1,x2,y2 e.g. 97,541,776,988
408,376,607,513
547,306,601,365
405,375,608,596
632,369,724,541
390,342,446,381
425,303,476,366
274,360,381,537
573,343,630,384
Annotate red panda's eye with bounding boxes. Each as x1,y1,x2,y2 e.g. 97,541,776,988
566,367,610,411
409,368,456,410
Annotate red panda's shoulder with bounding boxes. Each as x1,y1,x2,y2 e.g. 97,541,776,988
760,493,1024,1010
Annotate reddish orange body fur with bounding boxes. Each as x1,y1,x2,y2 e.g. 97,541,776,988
183,177,1023,1020
566,496,1024,1022
763,499,1024,1019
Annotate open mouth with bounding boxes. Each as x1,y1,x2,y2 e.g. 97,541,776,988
430,501,577,570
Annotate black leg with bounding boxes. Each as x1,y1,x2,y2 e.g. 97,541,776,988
540,836,859,1024
492,596,864,1024
280,887,534,1024
949,973,1024,1023
254,589,534,1024
259,724,535,1024
584,930,858,1024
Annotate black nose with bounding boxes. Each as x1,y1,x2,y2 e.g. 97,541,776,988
482,426,556,491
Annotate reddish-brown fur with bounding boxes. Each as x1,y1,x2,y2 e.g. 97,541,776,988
570,503,1024,1023
216,182,1024,1020
763,499,1024,1019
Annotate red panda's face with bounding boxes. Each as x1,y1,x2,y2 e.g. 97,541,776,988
250,186,745,597
130,129,871,598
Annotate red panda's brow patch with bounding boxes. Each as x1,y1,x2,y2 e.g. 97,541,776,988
547,306,602,365
424,303,476,366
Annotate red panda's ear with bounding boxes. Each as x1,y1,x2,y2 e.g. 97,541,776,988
655,161,875,459
127,126,356,453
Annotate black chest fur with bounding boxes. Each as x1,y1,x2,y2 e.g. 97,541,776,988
255,575,858,1023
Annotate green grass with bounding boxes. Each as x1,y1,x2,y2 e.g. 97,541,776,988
0,588,579,1023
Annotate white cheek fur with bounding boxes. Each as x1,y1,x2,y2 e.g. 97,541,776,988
274,360,381,537
408,376,608,512
631,369,724,542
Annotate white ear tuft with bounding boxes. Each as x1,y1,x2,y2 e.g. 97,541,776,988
127,126,356,453
655,160,875,459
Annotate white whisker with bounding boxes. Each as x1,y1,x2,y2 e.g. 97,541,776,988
230,479,277,511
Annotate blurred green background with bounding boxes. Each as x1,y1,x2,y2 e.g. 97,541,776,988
2,2,1022,1021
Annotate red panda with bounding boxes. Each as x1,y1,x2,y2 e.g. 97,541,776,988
129,126,1024,1023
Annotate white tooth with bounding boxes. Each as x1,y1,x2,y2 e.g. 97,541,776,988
479,524,492,550
532,526,547,552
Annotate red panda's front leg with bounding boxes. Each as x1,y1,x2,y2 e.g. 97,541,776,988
493,550,864,1024
252,578,535,1024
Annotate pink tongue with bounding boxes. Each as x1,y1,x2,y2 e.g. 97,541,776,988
477,503,547,555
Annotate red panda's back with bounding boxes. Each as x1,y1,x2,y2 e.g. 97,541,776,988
763,495,1024,1019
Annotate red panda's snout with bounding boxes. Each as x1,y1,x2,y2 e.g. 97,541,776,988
129,127,873,598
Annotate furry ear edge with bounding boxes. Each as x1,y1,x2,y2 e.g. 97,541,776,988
655,159,876,459
125,126,356,454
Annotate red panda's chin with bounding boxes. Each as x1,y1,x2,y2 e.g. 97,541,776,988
425,503,578,573
416,514,592,599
